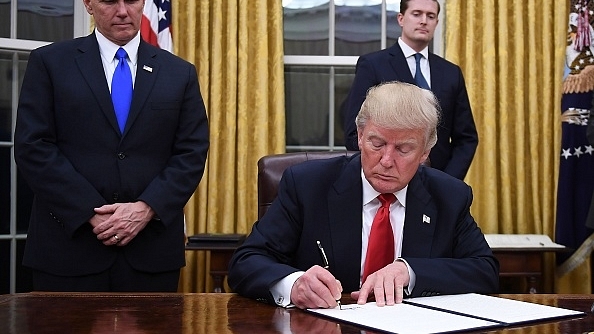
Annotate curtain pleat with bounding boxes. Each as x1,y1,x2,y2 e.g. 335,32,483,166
172,0,285,293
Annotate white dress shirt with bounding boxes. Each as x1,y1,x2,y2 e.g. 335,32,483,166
95,29,140,91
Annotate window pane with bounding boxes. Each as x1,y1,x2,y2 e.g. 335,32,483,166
0,52,13,142
285,65,330,146
335,66,355,146
0,1,9,38
16,239,33,292
0,147,9,235
335,3,381,56
17,0,74,41
386,5,399,48
284,2,329,56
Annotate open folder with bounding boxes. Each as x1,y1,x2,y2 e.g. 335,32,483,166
306,293,584,334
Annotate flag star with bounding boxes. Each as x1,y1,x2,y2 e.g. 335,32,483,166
158,8,167,21
587,50,592,56
574,146,584,157
579,58,585,64
575,64,581,70
585,145,594,155
561,148,572,159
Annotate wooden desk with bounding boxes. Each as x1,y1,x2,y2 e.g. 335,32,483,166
0,293,592,333
493,247,567,293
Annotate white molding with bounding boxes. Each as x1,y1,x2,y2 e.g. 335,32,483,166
284,55,359,66
0,38,49,51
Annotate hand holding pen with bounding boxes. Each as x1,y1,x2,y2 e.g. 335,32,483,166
288,241,344,309
317,240,342,310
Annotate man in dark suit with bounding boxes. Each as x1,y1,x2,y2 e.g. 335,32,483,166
14,0,209,292
343,0,478,180
228,82,498,309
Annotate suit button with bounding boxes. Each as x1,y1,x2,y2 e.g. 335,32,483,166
117,152,126,159
113,192,119,201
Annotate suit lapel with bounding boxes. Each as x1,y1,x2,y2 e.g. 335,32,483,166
328,155,364,290
124,41,159,135
75,34,121,135
402,168,438,257
388,44,415,84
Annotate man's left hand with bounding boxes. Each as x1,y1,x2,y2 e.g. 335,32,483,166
92,201,155,246
350,261,410,306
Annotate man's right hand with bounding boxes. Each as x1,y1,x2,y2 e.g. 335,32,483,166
290,265,342,309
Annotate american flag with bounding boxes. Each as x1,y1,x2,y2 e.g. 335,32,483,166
555,0,594,276
140,0,173,52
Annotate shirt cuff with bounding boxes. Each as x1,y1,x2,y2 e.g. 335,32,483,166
270,271,305,307
397,258,416,296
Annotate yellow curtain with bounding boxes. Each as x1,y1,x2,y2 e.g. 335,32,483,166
172,0,285,293
445,1,590,293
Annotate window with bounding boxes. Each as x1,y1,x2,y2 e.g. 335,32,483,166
282,0,443,151
0,0,88,294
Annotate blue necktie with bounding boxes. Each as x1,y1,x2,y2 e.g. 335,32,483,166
414,53,430,90
111,48,133,133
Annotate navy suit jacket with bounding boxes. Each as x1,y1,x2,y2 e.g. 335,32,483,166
343,43,478,180
228,154,498,304
15,34,209,276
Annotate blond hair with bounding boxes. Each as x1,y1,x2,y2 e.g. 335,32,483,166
355,81,440,150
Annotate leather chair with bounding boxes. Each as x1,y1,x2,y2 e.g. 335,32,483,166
257,151,357,219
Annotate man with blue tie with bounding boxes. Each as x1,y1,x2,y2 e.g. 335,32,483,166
14,0,209,292
343,0,478,180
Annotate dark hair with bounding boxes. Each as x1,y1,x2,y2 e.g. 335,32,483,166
400,0,441,15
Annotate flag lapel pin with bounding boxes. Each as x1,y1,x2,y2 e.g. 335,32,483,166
143,65,153,73
422,214,430,224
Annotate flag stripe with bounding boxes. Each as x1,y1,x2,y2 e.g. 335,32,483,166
141,0,172,52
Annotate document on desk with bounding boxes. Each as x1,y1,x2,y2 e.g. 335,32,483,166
484,234,566,249
307,293,584,334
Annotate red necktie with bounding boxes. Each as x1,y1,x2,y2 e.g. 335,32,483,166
362,193,396,283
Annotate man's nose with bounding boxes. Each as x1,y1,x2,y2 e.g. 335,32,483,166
379,149,395,167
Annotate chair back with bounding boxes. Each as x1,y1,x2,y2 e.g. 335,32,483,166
257,151,356,219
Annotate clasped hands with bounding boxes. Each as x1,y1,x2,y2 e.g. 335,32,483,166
290,261,410,309
89,201,154,247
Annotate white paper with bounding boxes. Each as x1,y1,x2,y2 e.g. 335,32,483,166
308,302,499,334
306,294,584,334
484,234,566,249
406,293,583,324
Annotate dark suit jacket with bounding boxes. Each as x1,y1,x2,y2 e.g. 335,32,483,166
343,43,478,180
228,154,498,304
14,34,209,276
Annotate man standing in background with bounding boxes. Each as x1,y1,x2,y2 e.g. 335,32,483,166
14,0,209,292
343,0,478,180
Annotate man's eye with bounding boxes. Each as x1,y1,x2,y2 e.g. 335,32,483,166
371,141,384,148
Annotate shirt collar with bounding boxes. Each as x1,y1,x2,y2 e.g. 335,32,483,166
398,37,429,60
95,28,140,65
361,169,408,208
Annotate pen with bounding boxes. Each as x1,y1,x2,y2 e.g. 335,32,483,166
316,240,342,309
